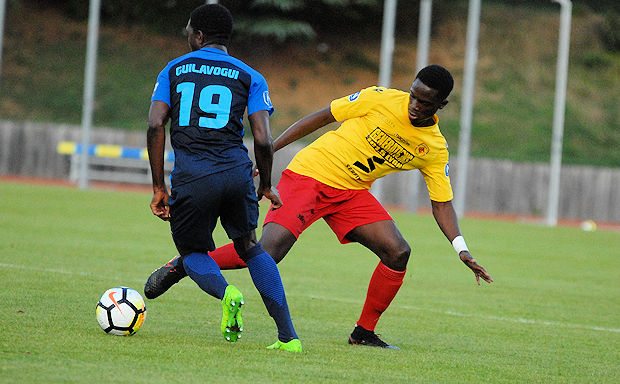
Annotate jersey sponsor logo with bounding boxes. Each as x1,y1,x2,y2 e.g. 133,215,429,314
175,63,240,80
345,164,362,180
263,91,273,109
353,156,385,173
394,133,410,145
445,163,450,177
366,128,415,168
348,92,361,102
414,143,430,157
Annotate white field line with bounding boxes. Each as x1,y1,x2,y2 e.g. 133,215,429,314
303,293,620,334
0,262,139,281
0,263,99,278
2,262,619,334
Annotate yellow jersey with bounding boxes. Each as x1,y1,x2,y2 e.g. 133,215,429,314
286,86,454,202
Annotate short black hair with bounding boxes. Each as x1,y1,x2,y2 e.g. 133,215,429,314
189,4,233,46
415,65,454,101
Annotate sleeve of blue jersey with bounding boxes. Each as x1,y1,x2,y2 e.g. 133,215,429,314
150,66,171,106
247,71,274,116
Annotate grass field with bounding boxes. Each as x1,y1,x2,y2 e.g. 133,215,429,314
1,181,619,383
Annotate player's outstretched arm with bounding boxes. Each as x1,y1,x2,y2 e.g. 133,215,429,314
430,200,493,285
147,101,171,221
273,106,336,151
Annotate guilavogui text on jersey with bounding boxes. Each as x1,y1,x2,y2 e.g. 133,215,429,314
175,63,240,80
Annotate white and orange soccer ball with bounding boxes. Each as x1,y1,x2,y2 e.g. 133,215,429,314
96,287,146,336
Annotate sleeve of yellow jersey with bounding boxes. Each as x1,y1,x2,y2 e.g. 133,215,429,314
419,152,454,202
330,86,385,122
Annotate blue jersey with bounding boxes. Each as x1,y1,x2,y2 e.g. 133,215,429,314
151,47,274,186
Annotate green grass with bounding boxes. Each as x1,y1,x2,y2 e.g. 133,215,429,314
1,181,619,383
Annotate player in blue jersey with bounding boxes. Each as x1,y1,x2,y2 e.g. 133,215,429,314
144,4,301,352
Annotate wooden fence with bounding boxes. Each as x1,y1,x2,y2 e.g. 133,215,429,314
1,120,618,222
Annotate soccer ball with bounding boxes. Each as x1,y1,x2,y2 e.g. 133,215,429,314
96,287,147,336
580,220,597,232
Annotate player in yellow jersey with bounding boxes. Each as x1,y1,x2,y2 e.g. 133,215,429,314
147,64,493,349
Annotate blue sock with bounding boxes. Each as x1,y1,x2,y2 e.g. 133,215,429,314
183,253,228,300
244,244,298,342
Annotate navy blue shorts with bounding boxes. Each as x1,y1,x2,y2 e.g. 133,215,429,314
168,163,259,252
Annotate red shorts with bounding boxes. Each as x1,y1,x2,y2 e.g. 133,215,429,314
264,170,392,244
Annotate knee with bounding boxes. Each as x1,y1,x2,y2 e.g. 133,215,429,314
258,240,287,264
176,245,196,257
234,242,261,262
233,241,284,264
396,243,411,264
382,242,411,270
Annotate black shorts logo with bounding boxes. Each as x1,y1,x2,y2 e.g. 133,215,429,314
297,213,306,225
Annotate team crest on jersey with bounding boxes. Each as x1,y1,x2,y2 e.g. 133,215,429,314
414,143,430,157
263,91,273,108
445,163,450,177
152,82,159,97
348,92,361,102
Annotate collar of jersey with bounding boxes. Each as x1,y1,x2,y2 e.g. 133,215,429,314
410,114,439,129
199,47,229,56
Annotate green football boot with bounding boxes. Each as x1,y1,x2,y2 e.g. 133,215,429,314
221,285,244,342
266,338,303,352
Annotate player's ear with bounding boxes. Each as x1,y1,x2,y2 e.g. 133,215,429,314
196,29,206,45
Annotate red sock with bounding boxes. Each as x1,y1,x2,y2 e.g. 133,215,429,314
209,243,247,270
356,262,406,331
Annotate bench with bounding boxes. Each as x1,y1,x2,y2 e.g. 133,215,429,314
57,141,173,185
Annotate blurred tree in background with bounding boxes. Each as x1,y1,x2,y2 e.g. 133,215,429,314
36,0,384,38
21,0,618,54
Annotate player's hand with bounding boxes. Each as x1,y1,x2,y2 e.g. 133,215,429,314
258,185,283,210
459,251,493,285
150,188,170,221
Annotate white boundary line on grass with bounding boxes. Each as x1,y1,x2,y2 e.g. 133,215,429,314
441,310,620,334
0,262,95,277
3,262,619,334
305,294,620,334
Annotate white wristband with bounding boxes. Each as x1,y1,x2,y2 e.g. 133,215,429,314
452,235,469,254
